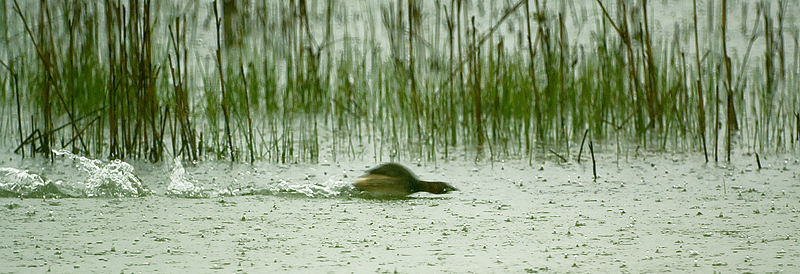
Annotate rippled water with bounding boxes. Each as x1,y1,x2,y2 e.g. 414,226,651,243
1,150,798,273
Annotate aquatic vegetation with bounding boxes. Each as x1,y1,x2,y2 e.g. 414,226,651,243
0,0,797,163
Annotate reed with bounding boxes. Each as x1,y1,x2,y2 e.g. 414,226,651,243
213,1,234,161
693,0,707,162
169,15,196,161
1,0,798,164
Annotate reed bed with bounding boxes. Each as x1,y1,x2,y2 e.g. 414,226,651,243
0,0,798,164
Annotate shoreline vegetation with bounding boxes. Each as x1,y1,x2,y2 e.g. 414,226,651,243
0,0,798,164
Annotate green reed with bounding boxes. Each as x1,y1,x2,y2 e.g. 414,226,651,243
1,0,798,164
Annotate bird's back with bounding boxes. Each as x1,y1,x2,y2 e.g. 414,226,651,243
365,163,419,183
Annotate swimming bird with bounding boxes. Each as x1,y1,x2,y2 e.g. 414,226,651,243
353,163,458,197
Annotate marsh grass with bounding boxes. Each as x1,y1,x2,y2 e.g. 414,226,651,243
0,0,798,164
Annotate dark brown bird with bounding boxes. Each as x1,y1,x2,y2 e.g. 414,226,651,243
353,163,458,197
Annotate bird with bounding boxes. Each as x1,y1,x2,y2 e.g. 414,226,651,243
353,163,458,197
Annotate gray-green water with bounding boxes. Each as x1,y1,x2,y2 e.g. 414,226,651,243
1,150,798,272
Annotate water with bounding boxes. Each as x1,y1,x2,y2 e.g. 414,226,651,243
1,149,798,272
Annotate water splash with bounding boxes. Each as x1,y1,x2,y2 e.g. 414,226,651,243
166,157,207,198
0,151,149,198
0,167,45,196
52,150,150,197
267,177,355,198
164,157,356,198
0,167,77,197
211,177,355,198
2,151,360,199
